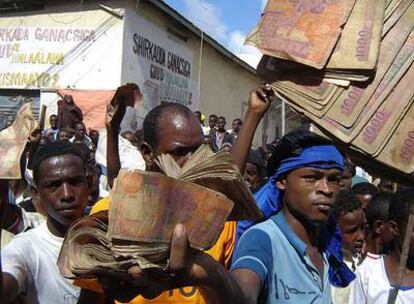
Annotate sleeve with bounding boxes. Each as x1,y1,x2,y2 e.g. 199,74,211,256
222,221,236,269
230,227,272,283
1,236,31,293
349,265,367,304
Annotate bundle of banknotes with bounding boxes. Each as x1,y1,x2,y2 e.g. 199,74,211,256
58,146,262,280
250,0,414,181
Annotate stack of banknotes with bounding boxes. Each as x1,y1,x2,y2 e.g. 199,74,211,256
250,0,414,180
58,146,262,280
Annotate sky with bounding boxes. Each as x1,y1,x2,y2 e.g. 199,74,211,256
164,0,266,68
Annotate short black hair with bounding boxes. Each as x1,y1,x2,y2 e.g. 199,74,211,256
352,182,379,196
267,128,336,177
143,102,194,150
389,188,414,231
332,190,362,219
32,142,86,185
217,116,226,122
49,114,57,119
365,193,393,229
209,114,217,119
233,118,242,124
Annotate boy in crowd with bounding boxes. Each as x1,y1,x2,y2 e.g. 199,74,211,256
42,114,59,141
364,192,393,255
57,128,73,143
0,142,91,303
330,191,365,303
350,189,414,303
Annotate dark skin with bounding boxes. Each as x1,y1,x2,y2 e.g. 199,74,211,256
384,220,414,287
50,115,58,130
58,130,72,142
1,154,91,303
75,122,87,140
243,162,261,192
338,209,366,256
232,119,242,135
208,116,217,129
339,165,352,192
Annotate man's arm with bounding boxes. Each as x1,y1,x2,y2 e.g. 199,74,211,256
232,85,274,173
0,179,20,303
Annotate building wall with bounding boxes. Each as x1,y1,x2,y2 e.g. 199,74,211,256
122,0,264,146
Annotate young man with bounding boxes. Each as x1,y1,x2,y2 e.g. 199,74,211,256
210,116,234,152
350,189,414,303
71,122,94,150
0,142,91,303
57,128,74,143
229,118,243,139
364,192,393,255
42,114,59,140
243,149,266,193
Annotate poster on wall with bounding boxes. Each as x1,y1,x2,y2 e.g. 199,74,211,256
0,90,40,131
121,7,198,130
0,7,123,91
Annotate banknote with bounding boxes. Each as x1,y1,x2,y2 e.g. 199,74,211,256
327,0,385,70
376,99,414,173
246,0,356,69
309,29,414,143
325,3,414,128
0,103,37,179
108,169,234,251
352,62,414,155
385,0,403,20
383,0,414,36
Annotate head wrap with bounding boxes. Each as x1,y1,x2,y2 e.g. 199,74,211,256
253,145,355,287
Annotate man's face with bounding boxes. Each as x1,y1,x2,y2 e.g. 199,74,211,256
194,112,202,123
232,120,242,133
243,162,261,192
150,112,204,168
50,115,58,129
338,209,366,255
75,123,86,138
64,95,74,104
277,167,342,224
58,130,71,142
216,118,226,132
208,116,217,129
36,154,89,227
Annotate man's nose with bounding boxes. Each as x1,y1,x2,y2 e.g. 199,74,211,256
61,183,75,202
317,178,334,194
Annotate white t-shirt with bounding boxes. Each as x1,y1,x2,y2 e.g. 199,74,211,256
349,253,414,304
2,222,80,304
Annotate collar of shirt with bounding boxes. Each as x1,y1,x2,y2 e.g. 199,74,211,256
271,212,306,256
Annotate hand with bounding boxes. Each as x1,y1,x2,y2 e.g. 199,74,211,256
99,224,218,302
106,83,143,130
247,84,275,116
28,128,41,144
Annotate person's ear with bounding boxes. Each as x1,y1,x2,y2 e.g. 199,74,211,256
387,220,399,238
140,142,155,168
276,177,287,191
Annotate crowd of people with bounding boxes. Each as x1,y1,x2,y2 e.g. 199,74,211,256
0,84,413,304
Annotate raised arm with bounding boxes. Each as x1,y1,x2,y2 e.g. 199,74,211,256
106,84,142,188
231,85,274,173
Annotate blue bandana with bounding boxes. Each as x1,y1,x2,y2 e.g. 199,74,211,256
237,145,355,287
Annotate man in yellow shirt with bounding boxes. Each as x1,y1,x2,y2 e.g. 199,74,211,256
78,84,274,303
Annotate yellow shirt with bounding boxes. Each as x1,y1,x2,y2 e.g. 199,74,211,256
90,197,236,304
